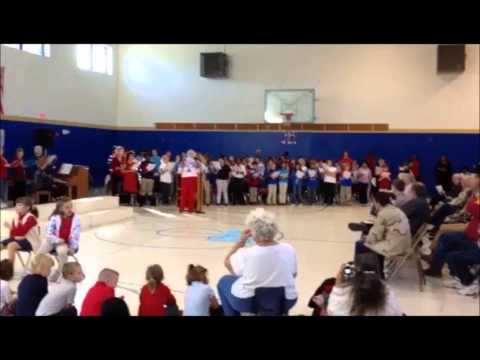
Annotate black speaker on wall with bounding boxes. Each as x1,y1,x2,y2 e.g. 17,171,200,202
200,52,228,78
437,45,466,73
33,129,55,149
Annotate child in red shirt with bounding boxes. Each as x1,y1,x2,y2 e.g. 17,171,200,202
1,197,39,265
138,264,177,316
80,268,119,316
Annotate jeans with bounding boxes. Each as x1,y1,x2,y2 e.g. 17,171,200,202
358,183,368,204
446,248,480,285
217,275,297,316
307,186,317,204
293,182,303,204
430,203,458,231
354,240,385,279
430,231,478,275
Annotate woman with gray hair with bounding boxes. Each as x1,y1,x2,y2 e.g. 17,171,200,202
217,208,298,316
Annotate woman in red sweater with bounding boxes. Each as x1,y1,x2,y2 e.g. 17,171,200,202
1,197,40,265
122,152,138,203
138,264,177,316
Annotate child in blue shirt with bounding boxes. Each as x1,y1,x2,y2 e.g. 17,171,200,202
266,162,279,205
278,162,290,205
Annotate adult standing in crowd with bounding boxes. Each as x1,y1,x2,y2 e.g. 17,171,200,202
435,155,453,194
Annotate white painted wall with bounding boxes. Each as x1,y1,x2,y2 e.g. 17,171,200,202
117,44,479,130
1,44,118,126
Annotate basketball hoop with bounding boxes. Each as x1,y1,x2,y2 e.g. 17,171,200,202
280,111,295,127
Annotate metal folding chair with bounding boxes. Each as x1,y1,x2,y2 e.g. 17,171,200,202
385,223,429,292
16,251,33,274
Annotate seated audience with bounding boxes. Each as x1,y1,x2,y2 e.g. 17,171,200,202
184,264,220,316
36,262,85,316
400,182,430,236
40,196,81,281
217,208,298,316
138,264,177,316
16,254,55,316
80,268,119,316
327,254,403,316
424,172,479,290
429,174,473,234
430,173,463,209
0,259,15,315
354,192,411,277
391,179,408,208
101,297,130,317
1,197,41,266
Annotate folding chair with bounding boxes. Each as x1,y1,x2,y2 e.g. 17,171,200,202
16,250,33,274
241,287,288,316
385,223,429,292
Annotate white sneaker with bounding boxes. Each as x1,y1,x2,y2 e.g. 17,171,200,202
457,283,479,296
442,277,462,289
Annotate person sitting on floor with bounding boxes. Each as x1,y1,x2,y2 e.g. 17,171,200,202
35,262,85,316
0,259,16,315
16,254,55,316
80,268,119,316
184,264,221,316
101,297,130,317
138,264,177,316
327,254,403,316
40,196,81,281
217,208,298,316
354,192,411,278
1,197,41,267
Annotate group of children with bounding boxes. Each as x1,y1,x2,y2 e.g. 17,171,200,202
0,194,222,316
105,147,415,208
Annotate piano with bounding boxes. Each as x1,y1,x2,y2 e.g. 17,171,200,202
57,164,90,199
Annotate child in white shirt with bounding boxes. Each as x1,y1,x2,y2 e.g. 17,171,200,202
184,264,220,316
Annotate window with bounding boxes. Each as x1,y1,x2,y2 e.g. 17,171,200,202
76,44,113,75
1,44,50,57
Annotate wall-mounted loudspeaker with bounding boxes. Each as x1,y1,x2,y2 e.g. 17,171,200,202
437,45,466,73
200,52,228,78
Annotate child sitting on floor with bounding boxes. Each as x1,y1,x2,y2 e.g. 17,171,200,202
184,264,221,316
138,264,177,316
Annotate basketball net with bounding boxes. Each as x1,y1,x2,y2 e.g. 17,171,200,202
280,112,296,145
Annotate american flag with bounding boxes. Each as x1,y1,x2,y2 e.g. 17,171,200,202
0,66,4,115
